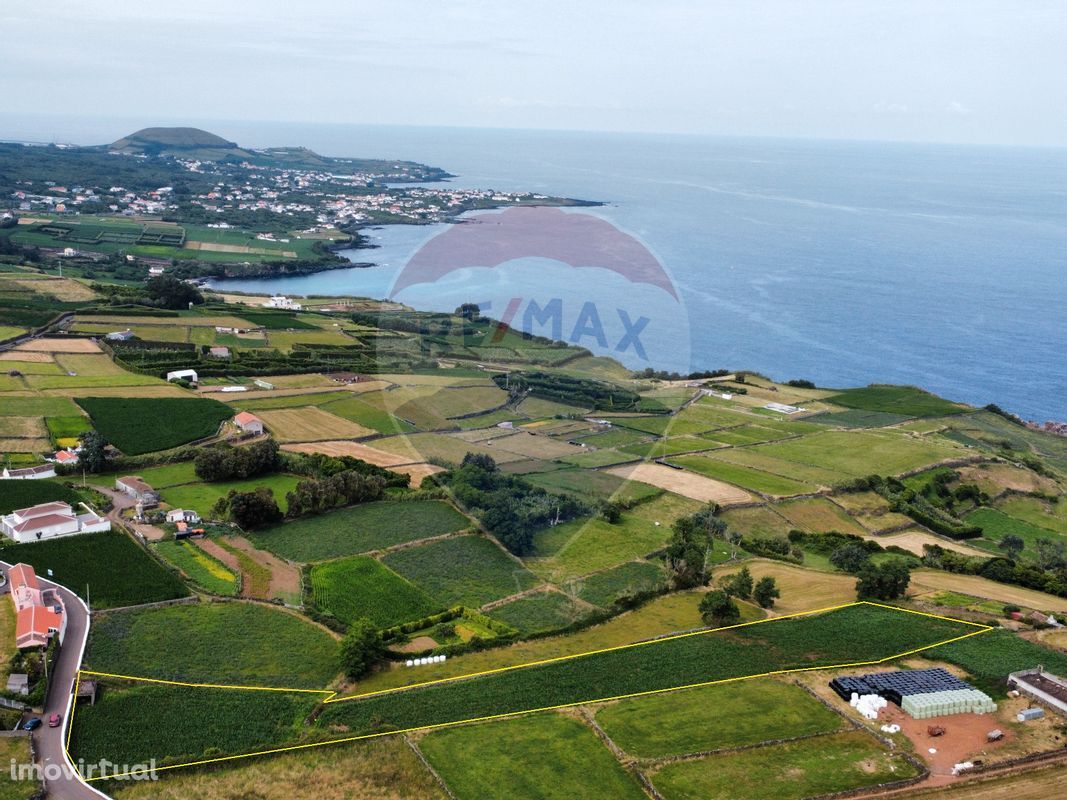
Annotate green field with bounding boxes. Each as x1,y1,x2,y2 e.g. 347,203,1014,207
650,731,918,800
0,396,82,416
524,468,662,503
153,540,238,595
383,535,540,608
824,385,969,417
249,500,471,562
420,713,647,800
86,602,339,687
45,414,92,444
161,473,302,518
75,396,233,455
310,556,442,628
620,435,720,459
575,560,666,608
596,679,843,758
927,628,1067,695
0,478,86,514
805,409,914,428
0,532,189,608
317,605,976,738
85,460,199,490
488,591,591,635
0,736,38,800
965,507,1062,557
673,454,815,496
321,394,416,435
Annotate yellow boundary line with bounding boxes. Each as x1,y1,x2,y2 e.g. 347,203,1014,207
71,601,992,782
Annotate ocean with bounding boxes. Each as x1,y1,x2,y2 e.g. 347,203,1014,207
5,118,1065,419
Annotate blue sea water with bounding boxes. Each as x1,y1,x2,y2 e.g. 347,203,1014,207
6,117,1064,419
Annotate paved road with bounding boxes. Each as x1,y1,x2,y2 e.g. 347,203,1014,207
1,561,110,800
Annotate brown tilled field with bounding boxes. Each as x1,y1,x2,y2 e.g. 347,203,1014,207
282,440,416,466
12,337,101,353
607,462,755,505
255,406,375,442
909,569,1067,612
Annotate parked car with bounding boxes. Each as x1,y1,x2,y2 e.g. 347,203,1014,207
22,718,42,731
48,714,62,728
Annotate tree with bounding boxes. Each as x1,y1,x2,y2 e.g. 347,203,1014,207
597,500,623,524
855,558,912,601
222,487,282,530
999,533,1025,561
721,566,753,600
830,543,872,573
340,618,385,680
76,431,109,473
753,576,780,608
145,275,203,309
1035,538,1067,571
455,303,481,321
699,590,740,627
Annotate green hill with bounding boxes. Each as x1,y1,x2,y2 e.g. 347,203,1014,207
109,127,254,160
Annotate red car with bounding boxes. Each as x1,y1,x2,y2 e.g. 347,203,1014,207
47,714,61,728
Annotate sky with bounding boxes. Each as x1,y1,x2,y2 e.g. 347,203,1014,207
1,0,1065,146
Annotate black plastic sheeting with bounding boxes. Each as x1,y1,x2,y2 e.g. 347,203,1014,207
830,668,974,706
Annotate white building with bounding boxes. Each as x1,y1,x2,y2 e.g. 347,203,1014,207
1,464,57,480
0,501,110,544
233,411,264,435
263,295,303,311
165,508,201,524
166,369,199,383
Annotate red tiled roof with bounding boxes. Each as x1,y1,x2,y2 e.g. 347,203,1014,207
16,605,62,644
12,513,75,534
234,412,261,425
7,563,38,592
12,502,70,519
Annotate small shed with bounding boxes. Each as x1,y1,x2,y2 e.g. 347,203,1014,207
6,674,29,696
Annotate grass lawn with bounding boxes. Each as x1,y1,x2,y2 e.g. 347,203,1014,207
153,540,238,595
488,591,591,635
0,736,38,800
805,409,914,428
824,384,970,417
248,500,471,562
575,560,666,608
86,601,339,687
0,478,86,514
75,396,232,455
383,535,540,608
673,454,815,496
161,473,302,518
596,678,843,758
0,532,189,609
650,731,918,800
420,712,647,800
310,556,442,628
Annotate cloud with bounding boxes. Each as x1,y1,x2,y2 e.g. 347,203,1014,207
873,101,910,115
946,100,973,115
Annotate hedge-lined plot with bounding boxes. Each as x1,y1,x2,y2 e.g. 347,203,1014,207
75,396,232,455
310,556,442,628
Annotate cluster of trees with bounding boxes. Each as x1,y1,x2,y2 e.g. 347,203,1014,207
855,558,912,601
432,454,587,555
340,617,385,680
665,504,729,588
194,440,280,481
211,487,283,530
494,371,641,411
284,471,386,517
286,451,408,487
633,367,731,381
95,275,204,310
840,474,984,540
924,543,1067,599
698,568,780,626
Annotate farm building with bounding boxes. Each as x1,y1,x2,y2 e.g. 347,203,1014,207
208,346,231,359
253,379,275,390
1,464,57,480
52,449,78,466
166,368,199,383
106,330,135,341
7,563,65,649
0,501,110,544
165,508,201,524
233,411,264,435
325,371,365,384
1009,668,1067,717
263,295,302,310
831,668,996,719
115,476,160,505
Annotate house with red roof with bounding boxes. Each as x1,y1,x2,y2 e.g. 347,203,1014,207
7,563,64,649
233,411,264,435
0,501,110,544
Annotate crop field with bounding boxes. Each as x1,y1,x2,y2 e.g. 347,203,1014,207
574,560,665,608
45,414,92,446
649,730,918,800
488,591,592,635
718,505,793,539
316,604,976,738
71,682,318,766
153,540,238,595
383,535,541,608
161,473,302,517
558,448,637,468
420,713,647,800
523,468,663,503
0,532,189,609
908,569,1067,613
86,602,338,687
672,454,815,496
926,628,1067,695
75,396,232,455
595,678,843,758
320,394,415,435
0,478,85,513
620,435,721,458
0,415,46,438
311,556,442,628
249,500,470,562
10,337,101,353
485,432,586,460
529,493,700,582
712,561,857,614
704,446,873,487
774,497,867,535
254,406,374,442
572,427,651,449
374,432,528,465
823,385,970,417
605,462,754,505
0,395,82,416
805,409,914,428
282,439,414,467
748,430,964,479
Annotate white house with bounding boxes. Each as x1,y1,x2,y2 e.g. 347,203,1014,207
263,295,302,311
8,563,65,649
114,476,160,505
1,464,57,480
166,369,199,383
233,411,264,435
106,330,135,342
165,508,201,524
0,501,110,544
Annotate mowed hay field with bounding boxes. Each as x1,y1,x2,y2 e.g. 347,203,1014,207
282,440,414,466
606,462,754,505
419,712,647,800
909,569,1067,613
712,561,857,614
255,406,375,442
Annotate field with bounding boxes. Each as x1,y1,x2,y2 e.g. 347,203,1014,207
996,495,1067,535
0,478,85,513
75,396,233,455
0,395,82,416
672,453,816,496
310,556,442,627
909,569,1067,613
0,736,38,800
420,713,647,800
595,678,843,758
711,561,858,614
488,591,591,635
86,602,339,687
108,736,447,800
604,462,754,505
383,535,541,608
575,560,666,608
523,467,662,503
249,500,471,562
317,605,976,737
255,406,374,442
927,628,1067,694
823,385,970,417
965,507,1062,557
774,496,868,535
319,394,415,435
153,540,238,595
161,473,302,517
0,532,189,609
649,730,919,800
